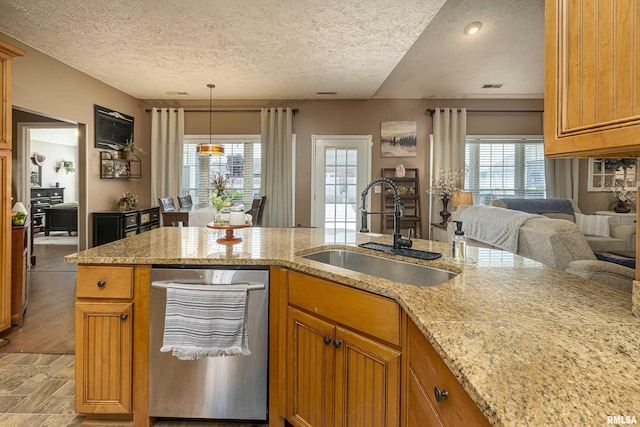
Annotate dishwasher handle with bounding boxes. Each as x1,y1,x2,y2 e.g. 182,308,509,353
151,281,265,291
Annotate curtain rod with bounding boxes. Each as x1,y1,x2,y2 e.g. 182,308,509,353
145,108,299,115
426,108,543,116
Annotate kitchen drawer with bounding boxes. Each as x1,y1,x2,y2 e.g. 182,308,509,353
76,266,134,299
124,213,138,228
408,321,489,427
288,271,400,346
125,229,137,238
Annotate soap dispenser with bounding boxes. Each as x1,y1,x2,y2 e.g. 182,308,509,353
451,221,466,262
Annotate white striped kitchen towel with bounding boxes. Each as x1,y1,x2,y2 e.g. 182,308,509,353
160,283,251,360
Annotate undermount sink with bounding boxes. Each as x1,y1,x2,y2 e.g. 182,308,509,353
299,249,456,287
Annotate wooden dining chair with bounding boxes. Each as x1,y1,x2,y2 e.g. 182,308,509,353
247,196,266,227
177,194,193,208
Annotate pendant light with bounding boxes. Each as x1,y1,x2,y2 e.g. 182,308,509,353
197,83,224,156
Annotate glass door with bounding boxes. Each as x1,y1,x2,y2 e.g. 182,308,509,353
312,135,371,243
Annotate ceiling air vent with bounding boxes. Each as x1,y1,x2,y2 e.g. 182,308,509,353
316,91,337,95
482,84,503,89
166,91,189,95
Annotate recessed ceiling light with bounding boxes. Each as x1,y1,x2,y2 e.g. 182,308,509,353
166,91,189,95
464,22,482,35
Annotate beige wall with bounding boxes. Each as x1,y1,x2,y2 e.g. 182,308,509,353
4,32,149,249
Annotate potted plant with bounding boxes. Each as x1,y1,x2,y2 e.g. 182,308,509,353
63,160,75,174
117,138,144,159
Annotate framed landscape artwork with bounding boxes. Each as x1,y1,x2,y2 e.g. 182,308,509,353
380,121,417,157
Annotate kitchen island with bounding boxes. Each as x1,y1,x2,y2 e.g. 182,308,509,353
67,226,640,427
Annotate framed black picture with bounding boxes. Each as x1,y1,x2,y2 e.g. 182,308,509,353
94,105,134,150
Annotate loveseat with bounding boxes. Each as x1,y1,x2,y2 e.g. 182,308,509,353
448,204,634,293
491,198,635,252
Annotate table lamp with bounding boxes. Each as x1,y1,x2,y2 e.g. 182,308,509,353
452,191,473,208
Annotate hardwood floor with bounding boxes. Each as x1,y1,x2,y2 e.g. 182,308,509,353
0,244,77,354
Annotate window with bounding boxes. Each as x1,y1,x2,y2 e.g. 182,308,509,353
182,135,261,209
465,136,545,205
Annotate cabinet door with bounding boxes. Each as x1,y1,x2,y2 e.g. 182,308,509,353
544,0,640,157
334,326,401,427
286,307,335,427
75,302,132,414
0,151,11,333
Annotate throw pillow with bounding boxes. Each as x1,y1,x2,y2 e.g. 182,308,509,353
575,212,610,237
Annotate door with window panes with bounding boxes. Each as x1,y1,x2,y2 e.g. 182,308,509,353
312,135,371,243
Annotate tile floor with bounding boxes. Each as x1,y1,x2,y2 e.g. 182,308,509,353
0,352,83,426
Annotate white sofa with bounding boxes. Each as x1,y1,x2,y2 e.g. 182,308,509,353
490,198,635,253
449,204,634,293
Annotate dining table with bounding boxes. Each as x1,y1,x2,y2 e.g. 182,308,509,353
161,204,210,226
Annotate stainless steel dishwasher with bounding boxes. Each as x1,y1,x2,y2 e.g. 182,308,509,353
149,266,269,422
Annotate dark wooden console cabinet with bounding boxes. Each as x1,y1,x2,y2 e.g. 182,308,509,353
30,187,65,232
92,207,160,247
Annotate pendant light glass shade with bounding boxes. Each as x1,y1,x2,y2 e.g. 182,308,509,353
198,83,224,156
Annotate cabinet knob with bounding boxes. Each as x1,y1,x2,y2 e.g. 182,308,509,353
434,386,449,403
324,336,332,345
120,313,128,321
97,280,106,288
333,339,342,348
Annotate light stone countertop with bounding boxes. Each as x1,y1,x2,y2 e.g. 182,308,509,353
67,227,640,426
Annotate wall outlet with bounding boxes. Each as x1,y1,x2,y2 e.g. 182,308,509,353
374,185,381,193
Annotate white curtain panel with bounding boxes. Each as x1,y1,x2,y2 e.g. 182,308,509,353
260,107,293,227
545,158,580,201
150,108,184,206
430,108,467,223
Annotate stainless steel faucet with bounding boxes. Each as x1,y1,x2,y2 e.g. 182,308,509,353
360,177,413,250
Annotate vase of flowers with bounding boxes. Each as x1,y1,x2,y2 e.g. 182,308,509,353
427,169,464,224
609,185,635,213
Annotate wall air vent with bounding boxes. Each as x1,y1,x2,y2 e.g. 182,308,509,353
482,84,504,89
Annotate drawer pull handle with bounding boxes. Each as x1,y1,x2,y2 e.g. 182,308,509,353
323,336,332,345
97,280,106,288
120,313,128,321
434,386,448,403
333,339,342,348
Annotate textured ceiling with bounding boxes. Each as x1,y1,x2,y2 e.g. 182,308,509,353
0,0,544,100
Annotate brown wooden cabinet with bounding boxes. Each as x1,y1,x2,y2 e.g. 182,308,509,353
544,0,640,157
75,266,134,414
11,223,29,326
74,264,152,427
0,39,25,334
406,320,489,427
75,302,132,413
285,271,401,427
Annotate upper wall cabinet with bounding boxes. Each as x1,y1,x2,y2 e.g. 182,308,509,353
544,0,640,157
0,40,25,150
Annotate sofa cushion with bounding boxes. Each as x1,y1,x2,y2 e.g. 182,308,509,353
575,212,610,237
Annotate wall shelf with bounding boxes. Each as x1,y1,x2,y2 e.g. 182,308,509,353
100,151,141,179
